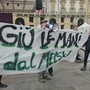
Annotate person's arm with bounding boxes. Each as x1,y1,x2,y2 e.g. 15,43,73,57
83,41,87,47
83,36,90,47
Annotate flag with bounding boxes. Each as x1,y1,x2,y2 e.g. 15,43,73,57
38,10,40,14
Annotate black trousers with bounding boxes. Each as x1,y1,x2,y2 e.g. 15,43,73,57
48,67,53,74
83,48,90,67
0,75,2,82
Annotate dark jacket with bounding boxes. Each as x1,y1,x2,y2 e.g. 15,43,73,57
83,36,90,50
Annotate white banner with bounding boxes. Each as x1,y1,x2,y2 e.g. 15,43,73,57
0,23,88,75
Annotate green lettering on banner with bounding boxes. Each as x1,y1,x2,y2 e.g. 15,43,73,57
3,52,36,71
54,32,82,48
38,52,50,69
4,52,19,70
17,52,36,71
46,50,72,68
40,30,55,49
0,24,35,50
38,50,72,69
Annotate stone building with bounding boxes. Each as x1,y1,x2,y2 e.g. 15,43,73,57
0,0,90,29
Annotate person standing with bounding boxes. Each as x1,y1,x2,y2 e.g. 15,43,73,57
0,75,7,88
81,34,90,71
37,20,51,83
73,25,78,31
72,25,83,63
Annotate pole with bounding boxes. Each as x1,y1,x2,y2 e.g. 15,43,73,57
85,0,88,23
58,0,59,14
59,0,69,16
58,0,59,21
46,0,49,19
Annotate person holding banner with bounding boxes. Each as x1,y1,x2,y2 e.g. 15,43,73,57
37,20,54,76
73,25,82,63
81,34,90,71
73,25,78,31
37,20,52,83
0,75,7,88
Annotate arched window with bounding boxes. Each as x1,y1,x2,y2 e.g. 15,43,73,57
78,18,84,26
49,18,56,25
15,17,25,25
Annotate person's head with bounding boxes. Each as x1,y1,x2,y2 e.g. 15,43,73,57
40,20,47,29
73,25,78,31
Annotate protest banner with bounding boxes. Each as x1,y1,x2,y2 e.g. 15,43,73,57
0,23,88,75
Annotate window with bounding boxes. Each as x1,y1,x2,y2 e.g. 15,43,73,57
70,25,73,29
29,17,33,23
71,8,74,10
40,17,44,22
30,25,34,27
70,17,74,23
80,8,83,10
61,17,64,23
24,14,28,16
80,4,84,8
61,25,64,29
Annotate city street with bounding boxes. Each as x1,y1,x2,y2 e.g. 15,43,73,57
0,0,90,90
1,60,90,90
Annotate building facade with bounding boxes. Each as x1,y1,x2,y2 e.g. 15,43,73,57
0,0,90,29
